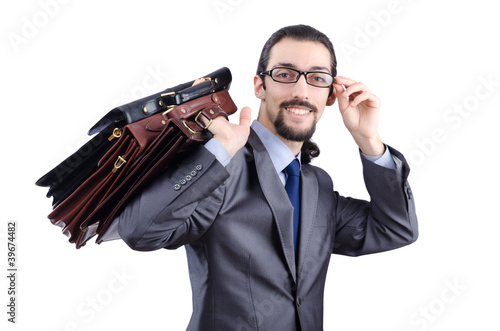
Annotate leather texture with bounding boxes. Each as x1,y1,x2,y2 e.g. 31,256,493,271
88,67,232,135
46,89,237,248
36,67,233,208
36,125,117,207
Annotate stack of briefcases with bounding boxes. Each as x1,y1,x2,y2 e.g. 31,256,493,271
36,67,237,248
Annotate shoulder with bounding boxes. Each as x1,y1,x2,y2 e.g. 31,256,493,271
303,162,330,178
302,163,333,189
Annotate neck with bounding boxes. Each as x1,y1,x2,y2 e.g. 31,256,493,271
256,117,304,157
278,136,303,157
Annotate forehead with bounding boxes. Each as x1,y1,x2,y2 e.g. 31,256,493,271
267,38,332,72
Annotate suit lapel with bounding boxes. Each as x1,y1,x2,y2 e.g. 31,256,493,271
248,130,297,282
296,165,319,274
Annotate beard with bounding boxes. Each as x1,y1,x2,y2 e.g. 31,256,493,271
274,100,318,142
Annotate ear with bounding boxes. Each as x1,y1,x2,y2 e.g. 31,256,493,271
254,75,265,100
326,85,336,106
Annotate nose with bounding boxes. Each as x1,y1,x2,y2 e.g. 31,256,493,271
291,73,309,99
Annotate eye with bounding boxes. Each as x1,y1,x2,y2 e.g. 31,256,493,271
309,73,327,82
272,68,296,82
307,72,332,86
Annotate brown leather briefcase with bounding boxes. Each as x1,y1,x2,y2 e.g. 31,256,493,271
47,89,237,248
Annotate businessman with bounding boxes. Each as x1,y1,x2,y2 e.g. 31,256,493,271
118,24,418,330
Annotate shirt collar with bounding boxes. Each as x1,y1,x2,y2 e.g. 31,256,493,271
251,120,301,174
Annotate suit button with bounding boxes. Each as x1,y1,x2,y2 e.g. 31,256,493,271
179,178,187,185
173,184,181,191
185,175,192,181
195,164,203,171
190,170,197,177
407,187,413,199
296,297,302,307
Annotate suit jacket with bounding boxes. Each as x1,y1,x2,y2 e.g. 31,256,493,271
117,129,418,331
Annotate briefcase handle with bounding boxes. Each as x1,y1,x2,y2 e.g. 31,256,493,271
88,67,232,135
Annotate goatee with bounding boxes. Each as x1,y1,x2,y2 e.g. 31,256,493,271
274,100,318,142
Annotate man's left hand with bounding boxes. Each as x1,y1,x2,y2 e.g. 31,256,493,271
332,76,385,156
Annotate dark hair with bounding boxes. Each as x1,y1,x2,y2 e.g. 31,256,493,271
301,139,320,164
257,24,336,164
256,24,337,81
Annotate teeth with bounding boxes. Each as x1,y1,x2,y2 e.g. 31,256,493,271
286,107,310,115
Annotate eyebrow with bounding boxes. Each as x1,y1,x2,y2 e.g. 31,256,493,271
272,62,331,73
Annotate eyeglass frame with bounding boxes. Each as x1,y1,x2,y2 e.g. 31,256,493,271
259,67,335,88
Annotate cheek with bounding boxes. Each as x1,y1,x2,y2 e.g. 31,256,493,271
266,85,290,103
311,103,328,125
314,93,330,118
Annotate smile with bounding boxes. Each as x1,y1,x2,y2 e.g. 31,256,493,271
285,107,311,116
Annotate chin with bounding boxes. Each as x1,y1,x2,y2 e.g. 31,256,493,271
276,123,316,142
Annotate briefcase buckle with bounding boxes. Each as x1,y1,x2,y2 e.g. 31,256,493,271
112,156,127,173
194,111,213,130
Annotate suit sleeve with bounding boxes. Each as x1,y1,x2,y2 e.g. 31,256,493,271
332,146,418,256
117,145,230,251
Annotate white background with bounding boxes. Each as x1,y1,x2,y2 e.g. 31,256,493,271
1,0,499,330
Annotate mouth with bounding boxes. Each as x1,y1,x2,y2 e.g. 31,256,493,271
281,100,317,117
285,107,311,116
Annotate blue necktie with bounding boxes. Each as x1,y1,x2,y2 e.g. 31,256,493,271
284,159,300,251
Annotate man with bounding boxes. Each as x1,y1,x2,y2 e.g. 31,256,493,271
118,24,418,330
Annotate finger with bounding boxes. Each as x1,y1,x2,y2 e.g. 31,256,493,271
334,76,358,87
332,81,345,94
335,77,372,101
333,83,350,112
344,82,370,98
239,106,252,127
350,91,380,108
192,77,211,86
199,110,226,128
192,78,205,86
202,116,228,137
198,113,209,128
199,107,252,132
349,91,370,108
333,77,364,109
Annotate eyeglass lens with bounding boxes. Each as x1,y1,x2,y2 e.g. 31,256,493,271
271,68,333,87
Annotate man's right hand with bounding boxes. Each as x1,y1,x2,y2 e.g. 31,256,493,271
202,107,252,158
191,78,251,158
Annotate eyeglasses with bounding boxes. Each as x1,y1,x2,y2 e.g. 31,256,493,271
259,67,335,88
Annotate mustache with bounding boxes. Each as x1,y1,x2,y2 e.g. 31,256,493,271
280,99,318,112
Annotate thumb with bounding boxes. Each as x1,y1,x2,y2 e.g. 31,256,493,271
333,84,350,113
239,106,252,127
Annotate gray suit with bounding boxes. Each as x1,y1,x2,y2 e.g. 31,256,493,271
118,129,418,330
